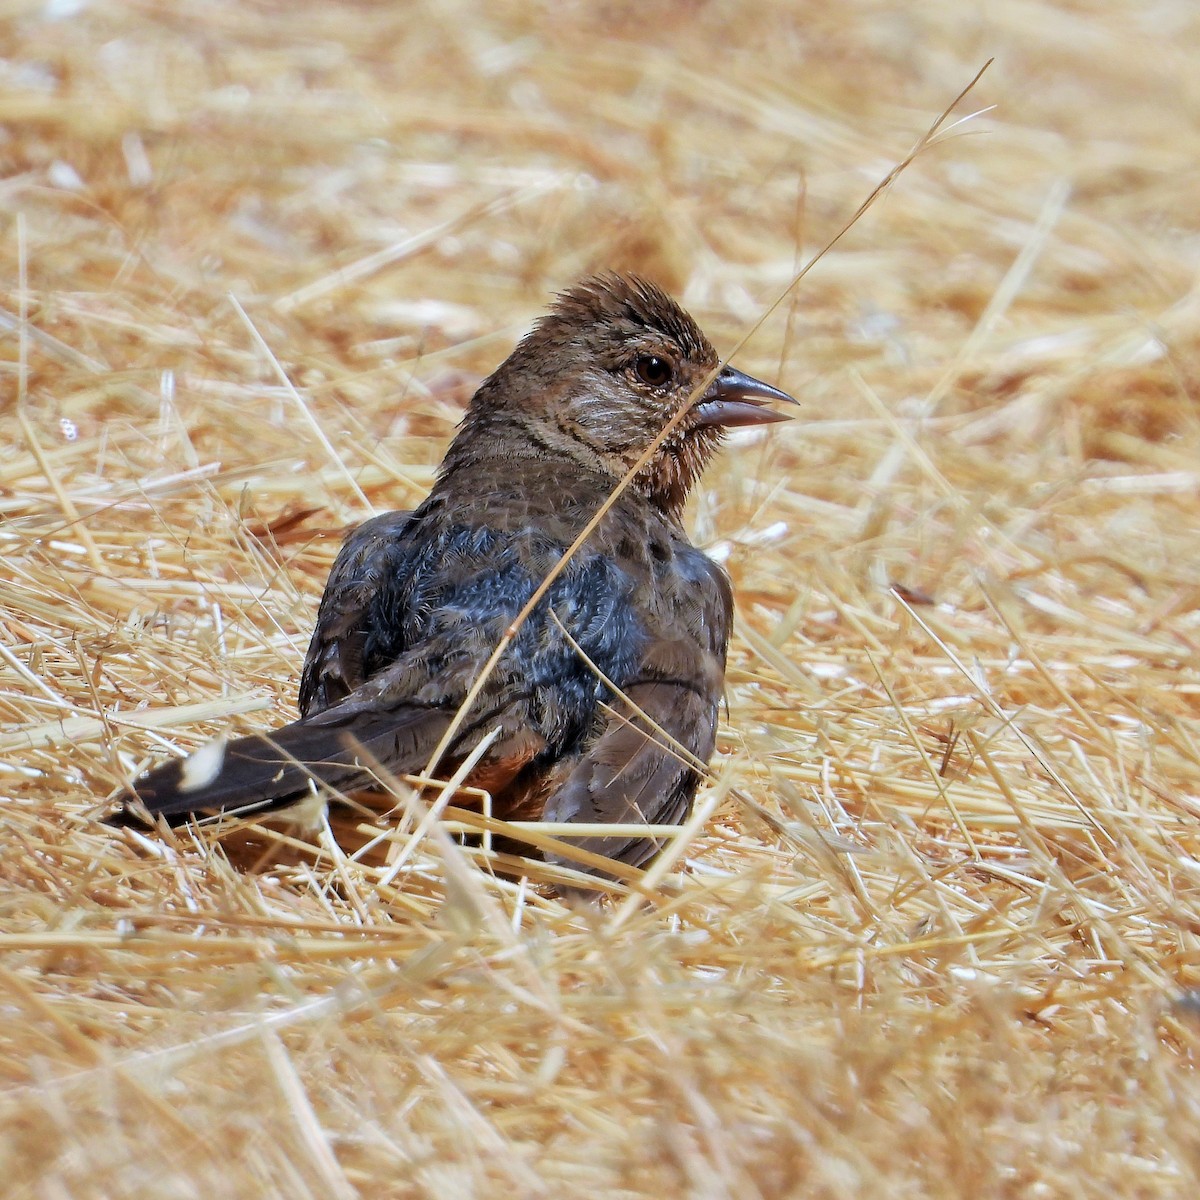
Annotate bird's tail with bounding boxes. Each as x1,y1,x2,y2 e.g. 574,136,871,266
110,706,451,827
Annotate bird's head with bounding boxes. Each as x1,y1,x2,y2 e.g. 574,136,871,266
451,272,795,518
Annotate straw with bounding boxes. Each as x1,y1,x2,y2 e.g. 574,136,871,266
3,1,1200,1193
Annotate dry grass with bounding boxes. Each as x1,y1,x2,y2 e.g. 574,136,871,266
3,0,1200,1195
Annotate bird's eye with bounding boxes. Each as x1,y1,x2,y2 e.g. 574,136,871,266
635,355,673,387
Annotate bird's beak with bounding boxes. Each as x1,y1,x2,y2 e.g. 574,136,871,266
692,366,798,428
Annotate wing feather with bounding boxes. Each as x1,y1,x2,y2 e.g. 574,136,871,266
542,541,733,877
298,510,415,715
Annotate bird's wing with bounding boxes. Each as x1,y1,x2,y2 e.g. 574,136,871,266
115,522,560,827
541,550,733,874
298,510,415,716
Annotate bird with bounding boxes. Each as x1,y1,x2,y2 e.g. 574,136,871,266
111,273,795,879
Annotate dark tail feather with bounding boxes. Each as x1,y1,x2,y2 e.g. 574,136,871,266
110,706,451,827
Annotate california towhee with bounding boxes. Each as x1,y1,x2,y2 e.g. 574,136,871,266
112,273,794,876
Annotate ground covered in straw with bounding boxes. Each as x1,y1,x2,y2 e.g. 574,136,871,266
3,1,1200,1195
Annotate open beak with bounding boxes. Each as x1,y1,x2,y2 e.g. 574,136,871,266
692,365,798,428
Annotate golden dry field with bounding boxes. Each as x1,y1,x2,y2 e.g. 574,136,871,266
3,1,1200,1195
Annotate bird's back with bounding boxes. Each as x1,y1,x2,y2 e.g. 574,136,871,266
303,457,728,753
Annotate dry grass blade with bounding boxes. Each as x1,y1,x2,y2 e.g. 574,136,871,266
3,4,1200,1197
